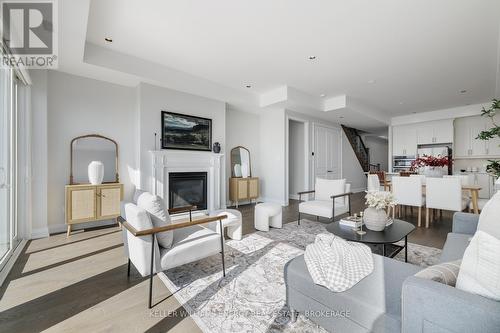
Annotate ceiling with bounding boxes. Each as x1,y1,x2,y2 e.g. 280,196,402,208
57,0,500,131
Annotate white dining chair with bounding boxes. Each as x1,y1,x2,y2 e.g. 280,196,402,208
443,175,473,211
367,174,382,192
425,177,469,228
409,174,426,184
391,176,425,227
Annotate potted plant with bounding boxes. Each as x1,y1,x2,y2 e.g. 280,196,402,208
411,155,449,177
477,99,500,178
364,191,396,231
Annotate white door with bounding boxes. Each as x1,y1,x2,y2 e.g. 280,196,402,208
313,124,341,180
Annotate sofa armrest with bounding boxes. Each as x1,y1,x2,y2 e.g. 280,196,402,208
402,276,500,332
452,212,479,235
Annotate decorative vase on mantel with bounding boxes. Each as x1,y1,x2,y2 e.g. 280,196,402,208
213,142,221,153
363,207,388,231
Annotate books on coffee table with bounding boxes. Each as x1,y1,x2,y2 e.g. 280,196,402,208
339,216,363,228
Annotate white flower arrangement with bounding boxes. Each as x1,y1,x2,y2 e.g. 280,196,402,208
365,191,396,210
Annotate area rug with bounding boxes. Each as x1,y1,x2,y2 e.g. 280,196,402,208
158,220,442,333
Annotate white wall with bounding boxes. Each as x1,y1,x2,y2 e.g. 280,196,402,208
30,70,49,238
137,83,226,206
46,71,137,232
259,108,286,204
225,108,260,203
364,136,389,171
288,120,305,198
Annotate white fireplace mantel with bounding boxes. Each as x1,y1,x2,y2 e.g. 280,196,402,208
149,150,225,212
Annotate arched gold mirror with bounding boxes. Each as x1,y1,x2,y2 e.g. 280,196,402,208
70,134,119,184
230,146,252,178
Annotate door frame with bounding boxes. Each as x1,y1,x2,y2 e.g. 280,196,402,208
311,122,343,183
285,115,310,204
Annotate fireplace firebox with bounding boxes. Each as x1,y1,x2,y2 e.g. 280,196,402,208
168,172,207,210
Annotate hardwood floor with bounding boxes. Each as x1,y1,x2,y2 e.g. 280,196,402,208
0,192,454,332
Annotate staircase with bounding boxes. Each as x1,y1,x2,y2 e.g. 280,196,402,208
342,125,380,172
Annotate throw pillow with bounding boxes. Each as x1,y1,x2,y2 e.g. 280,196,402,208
315,178,346,202
133,188,146,204
136,191,173,249
477,191,500,240
415,260,461,286
456,230,500,301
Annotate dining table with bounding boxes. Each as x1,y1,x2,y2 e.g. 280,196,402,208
384,181,482,214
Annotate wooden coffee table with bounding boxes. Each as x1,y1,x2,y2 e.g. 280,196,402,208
326,219,416,262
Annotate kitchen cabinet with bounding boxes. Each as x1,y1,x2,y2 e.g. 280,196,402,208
392,124,417,156
454,116,500,158
416,119,454,144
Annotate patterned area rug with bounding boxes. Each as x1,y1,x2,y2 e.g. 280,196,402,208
158,220,442,333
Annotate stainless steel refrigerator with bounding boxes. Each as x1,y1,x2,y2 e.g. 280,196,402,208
417,144,452,175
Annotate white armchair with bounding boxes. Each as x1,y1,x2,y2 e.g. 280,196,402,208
120,201,227,309
297,178,352,224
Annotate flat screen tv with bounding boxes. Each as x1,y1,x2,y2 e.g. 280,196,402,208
161,111,212,151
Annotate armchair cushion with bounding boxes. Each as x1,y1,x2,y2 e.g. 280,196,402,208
122,203,161,276
136,191,173,249
160,225,222,270
299,200,349,219
315,178,346,203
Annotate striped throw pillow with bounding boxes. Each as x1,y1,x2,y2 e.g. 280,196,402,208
415,260,462,286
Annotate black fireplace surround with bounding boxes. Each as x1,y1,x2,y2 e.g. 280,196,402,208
168,172,208,211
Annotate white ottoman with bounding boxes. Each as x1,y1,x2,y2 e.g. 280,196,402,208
254,203,282,231
207,209,243,240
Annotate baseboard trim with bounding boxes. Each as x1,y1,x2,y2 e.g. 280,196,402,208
31,226,49,239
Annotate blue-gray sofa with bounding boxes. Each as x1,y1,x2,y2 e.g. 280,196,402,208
284,212,500,332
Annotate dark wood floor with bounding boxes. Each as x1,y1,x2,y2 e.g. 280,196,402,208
0,192,454,332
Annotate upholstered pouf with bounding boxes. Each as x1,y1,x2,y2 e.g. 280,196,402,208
207,209,243,240
254,203,282,231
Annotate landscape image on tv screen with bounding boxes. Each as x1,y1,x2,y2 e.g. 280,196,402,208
162,112,212,151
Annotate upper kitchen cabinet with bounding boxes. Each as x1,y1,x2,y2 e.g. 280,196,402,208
416,119,454,144
392,124,417,156
454,115,500,158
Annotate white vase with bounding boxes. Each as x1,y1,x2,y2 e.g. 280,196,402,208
363,207,388,231
241,163,249,178
234,164,242,177
420,166,445,178
88,161,104,185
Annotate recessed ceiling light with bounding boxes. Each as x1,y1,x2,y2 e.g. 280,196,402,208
308,56,316,60
320,94,326,97
104,37,113,43
367,79,376,84
460,90,467,94
245,84,252,88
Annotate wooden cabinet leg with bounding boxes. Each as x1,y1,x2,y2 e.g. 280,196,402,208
418,206,422,227
66,224,72,237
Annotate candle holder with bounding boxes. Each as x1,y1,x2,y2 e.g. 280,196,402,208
356,211,367,235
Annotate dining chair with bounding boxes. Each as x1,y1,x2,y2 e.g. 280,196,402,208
409,174,426,184
367,174,383,192
369,171,388,190
425,177,469,228
443,175,474,211
391,176,425,227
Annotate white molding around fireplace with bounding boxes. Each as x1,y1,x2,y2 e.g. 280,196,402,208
150,150,226,212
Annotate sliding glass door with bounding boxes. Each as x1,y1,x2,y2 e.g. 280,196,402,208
0,55,19,268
